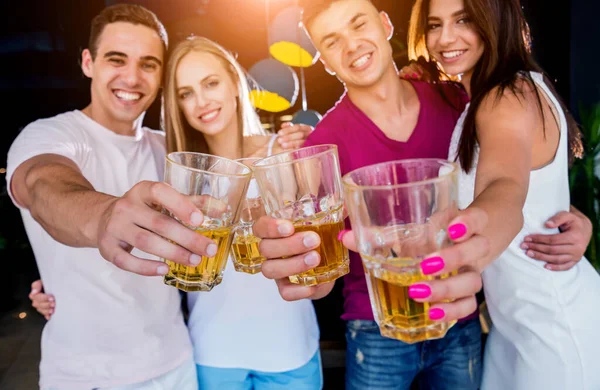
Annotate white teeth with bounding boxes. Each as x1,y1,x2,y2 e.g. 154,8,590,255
351,54,371,68
115,90,141,101
201,110,219,121
442,50,465,59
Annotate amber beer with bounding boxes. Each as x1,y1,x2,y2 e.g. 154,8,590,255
289,208,350,286
163,225,233,292
163,152,251,291
230,180,267,274
252,145,349,286
343,159,459,342
231,234,265,274
363,255,456,343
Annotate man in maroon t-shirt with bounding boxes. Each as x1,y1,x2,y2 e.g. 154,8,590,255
254,1,485,389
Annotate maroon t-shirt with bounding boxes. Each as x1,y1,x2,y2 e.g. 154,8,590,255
304,79,470,321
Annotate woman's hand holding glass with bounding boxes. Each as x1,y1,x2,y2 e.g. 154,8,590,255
255,210,486,323
406,207,488,322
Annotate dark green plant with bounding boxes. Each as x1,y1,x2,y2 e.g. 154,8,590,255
569,102,600,270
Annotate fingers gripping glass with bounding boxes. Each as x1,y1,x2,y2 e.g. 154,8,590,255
343,159,459,343
163,152,251,292
253,145,350,286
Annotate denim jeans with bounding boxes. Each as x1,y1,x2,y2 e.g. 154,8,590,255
345,318,482,390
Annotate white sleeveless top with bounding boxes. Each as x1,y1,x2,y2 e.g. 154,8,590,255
186,134,320,372
449,72,600,390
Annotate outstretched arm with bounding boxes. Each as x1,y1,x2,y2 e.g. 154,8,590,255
11,154,216,276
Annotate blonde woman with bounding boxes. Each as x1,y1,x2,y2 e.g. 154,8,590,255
31,36,321,389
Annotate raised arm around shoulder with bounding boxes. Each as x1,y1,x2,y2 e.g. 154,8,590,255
10,153,115,248
469,82,540,269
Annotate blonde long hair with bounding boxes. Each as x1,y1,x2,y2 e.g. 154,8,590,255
164,36,265,153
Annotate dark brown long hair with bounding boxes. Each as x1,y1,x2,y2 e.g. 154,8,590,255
408,0,582,172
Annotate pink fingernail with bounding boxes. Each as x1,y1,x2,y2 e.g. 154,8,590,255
304,252,320,267
429,308,445,320
277,222,293,235
157,265,169,275
190,212,203,226
421,256,445,275
408,284,431,299
520,243,528,250
206,244,218,257
303,233,320,248
337,229,350,242
190,254,201,265
448,223,467,240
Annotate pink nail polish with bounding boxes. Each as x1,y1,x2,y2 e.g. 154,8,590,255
448,223,467,240
429,308,445,320
408,284,431,299
337,229,350,242
421,256,445,275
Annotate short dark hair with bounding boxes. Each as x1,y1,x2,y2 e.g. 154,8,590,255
88,4,168,59
300,0,372,31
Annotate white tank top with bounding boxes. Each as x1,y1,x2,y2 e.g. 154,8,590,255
449,72,600,389
186,134,320,372
449,72,572,234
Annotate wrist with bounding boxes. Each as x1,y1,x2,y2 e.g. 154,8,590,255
83,195,118,247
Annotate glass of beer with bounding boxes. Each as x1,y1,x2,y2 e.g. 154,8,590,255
230,157,267,274
342,159,459,343
163,152,251,292
253,144,349,286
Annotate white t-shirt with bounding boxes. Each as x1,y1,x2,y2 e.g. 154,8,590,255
6,110,193,390
187,148,320,372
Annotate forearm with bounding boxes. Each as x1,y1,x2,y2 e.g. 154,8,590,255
22,161,115,248
470,178,526,270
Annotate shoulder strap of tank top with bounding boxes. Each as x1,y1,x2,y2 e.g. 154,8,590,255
528,71,569,171
529,71,568,146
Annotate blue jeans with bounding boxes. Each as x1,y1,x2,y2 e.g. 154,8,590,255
345,318,482,390
195,349,322,389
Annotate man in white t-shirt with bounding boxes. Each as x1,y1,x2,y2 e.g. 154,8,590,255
5,4,215,390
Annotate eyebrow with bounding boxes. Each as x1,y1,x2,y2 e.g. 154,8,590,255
104,51,163,66
176,73,219,91
319,12,367,44
428,9,467,20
